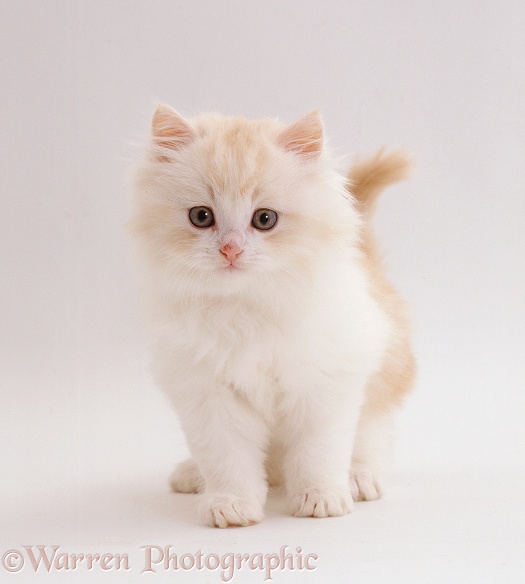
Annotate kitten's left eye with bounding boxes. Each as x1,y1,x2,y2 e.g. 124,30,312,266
189,206,215,228
252,208,278,231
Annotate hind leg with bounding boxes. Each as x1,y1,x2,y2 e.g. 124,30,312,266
350,409,394,501
169,458,205,493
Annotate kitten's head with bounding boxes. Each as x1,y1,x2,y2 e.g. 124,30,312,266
131,105,360,296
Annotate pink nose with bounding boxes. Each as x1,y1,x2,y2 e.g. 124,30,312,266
220,242,243,263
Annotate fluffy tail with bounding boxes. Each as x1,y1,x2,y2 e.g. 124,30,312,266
348,149,413,216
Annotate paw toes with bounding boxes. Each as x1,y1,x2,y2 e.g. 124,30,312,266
349,468,382,501
201,495,264,528
291,487,352,518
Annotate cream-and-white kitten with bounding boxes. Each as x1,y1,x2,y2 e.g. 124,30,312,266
130,105,415,528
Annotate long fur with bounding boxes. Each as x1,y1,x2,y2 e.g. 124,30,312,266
129,106,415,526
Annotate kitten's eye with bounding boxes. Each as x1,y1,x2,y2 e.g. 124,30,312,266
252,208,278,231
189,206,215,228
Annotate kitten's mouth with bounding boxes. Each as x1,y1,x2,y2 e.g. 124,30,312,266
222,262,244,272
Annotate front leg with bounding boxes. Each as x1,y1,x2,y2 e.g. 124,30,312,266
281,377,366,518
177,383,269,528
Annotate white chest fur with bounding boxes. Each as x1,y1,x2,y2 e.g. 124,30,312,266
150,259,391,418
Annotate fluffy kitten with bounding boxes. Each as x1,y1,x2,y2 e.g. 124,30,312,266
129,105,415,528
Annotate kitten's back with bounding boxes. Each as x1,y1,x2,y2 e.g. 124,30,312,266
348,150,416,412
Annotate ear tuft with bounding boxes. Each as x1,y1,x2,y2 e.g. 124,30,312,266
152,104,196,153
277,110,324,159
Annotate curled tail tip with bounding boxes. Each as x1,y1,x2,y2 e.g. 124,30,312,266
348,149,414,213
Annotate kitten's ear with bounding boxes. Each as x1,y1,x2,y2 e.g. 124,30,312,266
151,104,196,153
277,110,324,160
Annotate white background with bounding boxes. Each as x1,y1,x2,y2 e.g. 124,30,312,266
1,1,524,583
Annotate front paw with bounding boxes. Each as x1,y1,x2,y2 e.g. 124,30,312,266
290,486,353,518
200,494,264,528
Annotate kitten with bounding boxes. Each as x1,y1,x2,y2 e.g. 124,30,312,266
129,105,415,528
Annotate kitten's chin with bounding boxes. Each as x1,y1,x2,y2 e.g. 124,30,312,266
210,263,261,293
218,265,249,285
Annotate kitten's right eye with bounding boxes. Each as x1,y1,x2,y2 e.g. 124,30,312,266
189,206,215,228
